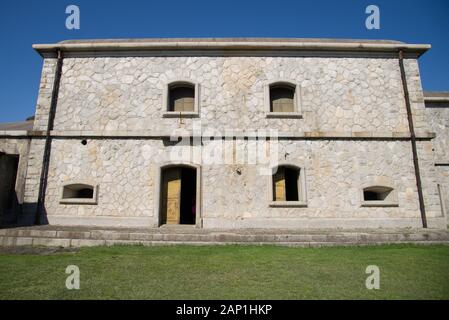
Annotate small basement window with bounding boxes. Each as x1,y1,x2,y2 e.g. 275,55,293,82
361,186,398,207
60,183,98,205
270,166,307,207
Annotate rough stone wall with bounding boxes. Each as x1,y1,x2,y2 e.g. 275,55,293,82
21,139,45,224
403,59,431,133
203,140,427,228
0,138,29,160
51,56,411,134
24,54,447,229
40,138,436,228
426,102,449,225
45,139,157,225
402,59,444,227
24,57,58,224
425,102,449,162
416,141,444,225
436,166,449,225
33,59,58,131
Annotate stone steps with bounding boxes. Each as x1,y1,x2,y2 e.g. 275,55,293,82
1,226,449,248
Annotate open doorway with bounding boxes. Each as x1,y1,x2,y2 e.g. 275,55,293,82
0,154,19,225
160,166,197,226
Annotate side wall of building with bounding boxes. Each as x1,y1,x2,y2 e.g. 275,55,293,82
403,59,444,227
426,101,449,162
426,100,449,226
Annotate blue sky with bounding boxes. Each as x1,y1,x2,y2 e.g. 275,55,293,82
0,0,448,122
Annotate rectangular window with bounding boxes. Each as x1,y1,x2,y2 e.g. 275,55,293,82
270,86,295,113
265,82,302,118
273,167,299,201
169,86,195,112
163,81,200,118
360,186,398,207
60,183,98,205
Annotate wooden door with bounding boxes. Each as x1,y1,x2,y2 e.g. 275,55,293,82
273,167,286,201
162,168,181,225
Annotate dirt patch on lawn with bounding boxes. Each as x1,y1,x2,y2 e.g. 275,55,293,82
0,246,79,255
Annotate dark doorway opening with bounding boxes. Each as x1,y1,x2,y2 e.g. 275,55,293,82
180,168,196,225
284,167,299,201
161,166,196,226
0,154,19,225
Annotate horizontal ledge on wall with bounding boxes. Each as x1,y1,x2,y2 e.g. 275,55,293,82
435,162,449,166
162,111,199,118
269,201,308,208
0,130,436,140
33,130,437,139
59,198,98,205
0,130,38,137
424,97,449,103
360,201,399,208
266,112,303,119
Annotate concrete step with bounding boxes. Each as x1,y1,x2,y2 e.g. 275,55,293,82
0,229,445,242
2,237,449,248
1,226,449,248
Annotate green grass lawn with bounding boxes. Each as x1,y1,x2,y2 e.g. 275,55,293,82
0,244,448,300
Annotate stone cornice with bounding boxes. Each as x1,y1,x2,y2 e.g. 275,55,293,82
33,39,431,58
423,91,449,103
424,97,449,103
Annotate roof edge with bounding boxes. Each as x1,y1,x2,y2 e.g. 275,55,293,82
32,39,431,58
424,97,449,102
424,91,449,102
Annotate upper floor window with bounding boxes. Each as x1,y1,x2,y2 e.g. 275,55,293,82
169,84,195,112
163,81,200,117
270,84,295,113
265,81,302,118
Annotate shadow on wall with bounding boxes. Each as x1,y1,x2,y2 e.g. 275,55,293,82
0,200,49,229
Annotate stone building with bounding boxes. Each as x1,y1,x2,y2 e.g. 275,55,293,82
0,38,448,229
